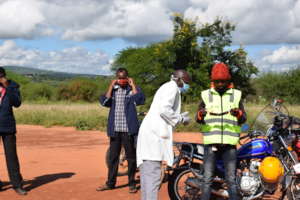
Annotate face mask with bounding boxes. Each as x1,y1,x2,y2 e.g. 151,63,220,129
117,79,128,87
179,81,190,93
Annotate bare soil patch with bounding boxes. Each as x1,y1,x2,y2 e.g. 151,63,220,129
0,125,201,200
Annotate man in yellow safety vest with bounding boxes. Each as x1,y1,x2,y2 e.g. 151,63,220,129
196,62,247,200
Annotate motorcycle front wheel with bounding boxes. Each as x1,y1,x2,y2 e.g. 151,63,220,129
168,164,203,200
286,178,300,200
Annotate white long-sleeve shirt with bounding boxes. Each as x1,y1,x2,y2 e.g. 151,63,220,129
136,80,182,167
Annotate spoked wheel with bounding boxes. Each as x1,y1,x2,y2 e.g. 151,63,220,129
168,164,203,200
260,184,283,200
286,178,300,200
282,152,300,200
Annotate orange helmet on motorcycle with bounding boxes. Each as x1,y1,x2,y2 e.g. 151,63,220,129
258,156,284,183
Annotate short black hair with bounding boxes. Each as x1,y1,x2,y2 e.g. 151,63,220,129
0,67,6,78
116,68,128,76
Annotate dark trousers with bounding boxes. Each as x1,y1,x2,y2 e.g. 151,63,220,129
201,144,238,200
0,134,23,188
106,132,136,187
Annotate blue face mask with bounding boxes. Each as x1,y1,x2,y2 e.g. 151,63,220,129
179,82,190,93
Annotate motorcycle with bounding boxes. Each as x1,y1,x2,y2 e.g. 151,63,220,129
264,99,300,200
167,99,299,200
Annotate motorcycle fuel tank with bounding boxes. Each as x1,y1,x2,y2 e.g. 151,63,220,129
237,138,273,159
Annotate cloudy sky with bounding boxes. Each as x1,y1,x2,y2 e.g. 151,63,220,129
0,0,299,75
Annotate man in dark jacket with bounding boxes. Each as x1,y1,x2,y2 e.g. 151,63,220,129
0,67,27,195
97,68,145,193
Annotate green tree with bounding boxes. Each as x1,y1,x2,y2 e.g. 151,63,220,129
113,14,258,103
252,67,300,104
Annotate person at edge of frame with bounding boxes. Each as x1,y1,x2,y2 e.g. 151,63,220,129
196,62,247,200
0,67,27,195
97,68,145,194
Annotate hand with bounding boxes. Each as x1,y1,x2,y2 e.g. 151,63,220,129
230,108,243,118
128,77,135,87
110,79,118,87
105,79,118,98
197,109,207,121
0,77,8,87
180,112,191,125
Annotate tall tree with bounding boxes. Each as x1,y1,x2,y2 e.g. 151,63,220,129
112,14,258,103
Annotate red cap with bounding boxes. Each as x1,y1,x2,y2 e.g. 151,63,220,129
211,62,231,80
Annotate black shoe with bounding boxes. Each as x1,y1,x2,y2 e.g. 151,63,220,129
96,184,114,191
129,185,137,193
14,187,27,195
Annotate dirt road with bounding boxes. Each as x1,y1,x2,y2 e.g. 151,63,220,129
0,125,201,200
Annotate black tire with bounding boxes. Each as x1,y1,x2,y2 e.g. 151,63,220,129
282,152,299,200
285,178,300,200
168,164,203,200
105,146,128,176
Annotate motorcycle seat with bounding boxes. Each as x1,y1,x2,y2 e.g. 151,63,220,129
180,143,204,157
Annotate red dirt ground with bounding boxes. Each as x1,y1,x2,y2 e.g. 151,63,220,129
0,125,202,200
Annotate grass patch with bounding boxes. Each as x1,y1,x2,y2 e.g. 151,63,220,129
15,102,109,131
14,102,300,132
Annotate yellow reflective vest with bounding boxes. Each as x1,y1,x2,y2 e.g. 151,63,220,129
201,88,242,145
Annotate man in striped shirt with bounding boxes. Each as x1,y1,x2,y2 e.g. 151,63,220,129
98,68,145,193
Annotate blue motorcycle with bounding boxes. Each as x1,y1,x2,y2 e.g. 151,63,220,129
168,100,298,200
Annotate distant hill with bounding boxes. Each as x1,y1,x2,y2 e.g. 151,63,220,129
3,66,111,81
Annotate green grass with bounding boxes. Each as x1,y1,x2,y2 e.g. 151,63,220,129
15,102,109,131
14,102,300,132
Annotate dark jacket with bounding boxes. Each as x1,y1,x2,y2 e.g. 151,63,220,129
99,85,145,137
0,80,21,134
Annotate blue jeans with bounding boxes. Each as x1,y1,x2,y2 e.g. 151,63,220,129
201,144,238,200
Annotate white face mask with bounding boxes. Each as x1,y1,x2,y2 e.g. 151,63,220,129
171,75,190,93
179,80,190,93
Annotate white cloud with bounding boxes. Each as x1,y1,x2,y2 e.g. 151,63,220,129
256,45,300,72
0,40,111,75
184,0,299,45
262,46,300,65
38,0,300,45
0,0,300,45
0,0,47,39
57,0,173,43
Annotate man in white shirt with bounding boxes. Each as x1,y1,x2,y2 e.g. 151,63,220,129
136,69,191,200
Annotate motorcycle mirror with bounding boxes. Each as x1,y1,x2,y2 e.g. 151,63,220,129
272,98,284,107
277,99,284,103
241,124,250,132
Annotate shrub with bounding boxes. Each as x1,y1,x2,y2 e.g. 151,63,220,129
252,67,300,104
57,78,99,102
22,83,55,101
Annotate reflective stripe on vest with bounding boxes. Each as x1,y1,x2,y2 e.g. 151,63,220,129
201,88,242,145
